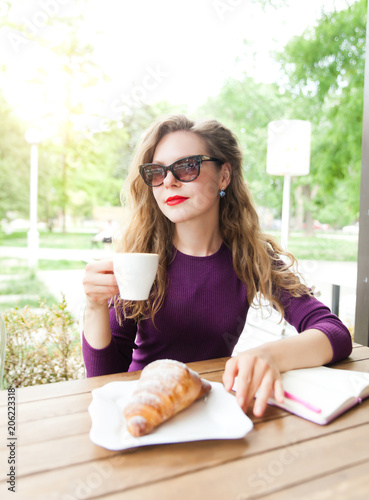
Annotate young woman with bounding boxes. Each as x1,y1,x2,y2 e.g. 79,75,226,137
82,114,352,417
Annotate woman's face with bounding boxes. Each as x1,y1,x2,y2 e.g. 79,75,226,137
151,131,228,226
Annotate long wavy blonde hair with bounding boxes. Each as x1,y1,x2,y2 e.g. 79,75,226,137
115,114,309,324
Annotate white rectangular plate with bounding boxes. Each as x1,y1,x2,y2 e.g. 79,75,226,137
88,380,253,450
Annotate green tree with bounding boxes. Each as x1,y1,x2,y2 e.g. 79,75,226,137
39,22,108,230
0,4,117,228
278,0,366,228
0,91,29,222
197,75,296,219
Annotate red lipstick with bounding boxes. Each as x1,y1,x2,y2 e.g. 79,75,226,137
166,196,188,206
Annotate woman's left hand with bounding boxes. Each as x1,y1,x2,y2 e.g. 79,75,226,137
222,347,285,417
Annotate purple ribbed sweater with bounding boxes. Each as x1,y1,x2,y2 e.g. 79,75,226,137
82,243,352,377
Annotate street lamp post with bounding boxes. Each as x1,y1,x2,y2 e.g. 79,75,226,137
25,127,42,271
267,120,311,250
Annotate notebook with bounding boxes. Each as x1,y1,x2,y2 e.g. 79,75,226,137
267,366,369,425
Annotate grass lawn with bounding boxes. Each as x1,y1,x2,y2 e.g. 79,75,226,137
0,229,358,263
0,271,57,313
0,230,94,249
287,235,358,262
0,257,86,273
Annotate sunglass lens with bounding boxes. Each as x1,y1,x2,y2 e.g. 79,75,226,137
173,157,200,182
143,166,165,186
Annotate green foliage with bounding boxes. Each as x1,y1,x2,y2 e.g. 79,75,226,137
280,0,366,102
0,8,127,226
198,76,292,212
3,297,84,388
0,0,365,231
278,0,366,226
199,0,365,229
0,93,30,221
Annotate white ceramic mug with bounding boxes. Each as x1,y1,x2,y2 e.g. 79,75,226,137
113,253,159,300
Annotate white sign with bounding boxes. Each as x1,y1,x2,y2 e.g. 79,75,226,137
267,120,311,176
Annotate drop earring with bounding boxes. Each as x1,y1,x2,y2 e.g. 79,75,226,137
219,187,226,198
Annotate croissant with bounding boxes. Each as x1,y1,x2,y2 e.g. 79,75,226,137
123,359,212,437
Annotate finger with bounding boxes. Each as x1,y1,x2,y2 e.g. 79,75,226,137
253,373,274,417
235,357,256,411
242,357,271,409
83,284,119,300
84,272,118,287
86,259,114,273
222,357,239,392
85,284,119,295
274,378,285,403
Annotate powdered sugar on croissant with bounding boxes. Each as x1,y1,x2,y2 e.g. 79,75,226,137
123,359,212,437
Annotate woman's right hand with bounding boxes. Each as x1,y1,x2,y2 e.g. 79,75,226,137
82,260,120,308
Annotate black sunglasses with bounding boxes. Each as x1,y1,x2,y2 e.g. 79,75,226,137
139,155,221,187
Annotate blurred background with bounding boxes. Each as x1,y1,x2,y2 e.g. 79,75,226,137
0,0,365,385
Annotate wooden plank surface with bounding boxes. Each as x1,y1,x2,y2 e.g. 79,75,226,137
3,393,368,498
257,460,369,500
104,423,369,500
0,348,368,500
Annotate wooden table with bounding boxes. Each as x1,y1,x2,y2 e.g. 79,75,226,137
1,344,369,500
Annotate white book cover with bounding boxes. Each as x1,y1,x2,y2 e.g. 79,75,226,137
267,366,369,424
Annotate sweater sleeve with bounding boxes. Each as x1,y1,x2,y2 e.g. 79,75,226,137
280,291,352,364
82,304,137,377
